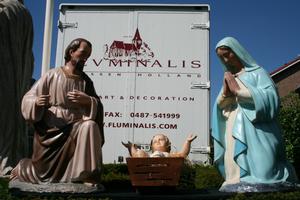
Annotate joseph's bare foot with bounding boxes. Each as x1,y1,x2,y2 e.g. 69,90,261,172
83,182,105,191
83,182,95,187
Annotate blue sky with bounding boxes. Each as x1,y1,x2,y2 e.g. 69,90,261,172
24,0,300,103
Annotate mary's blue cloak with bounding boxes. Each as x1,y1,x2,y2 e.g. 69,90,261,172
212,37,298,184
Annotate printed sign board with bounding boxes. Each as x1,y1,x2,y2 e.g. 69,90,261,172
56,4,210,164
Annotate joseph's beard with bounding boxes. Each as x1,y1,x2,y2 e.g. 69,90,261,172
71,59,85,71
76,62,85,71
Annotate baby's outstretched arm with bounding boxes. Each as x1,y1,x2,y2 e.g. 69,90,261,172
122,141,136,156
122,141,149,157
172,134,197,158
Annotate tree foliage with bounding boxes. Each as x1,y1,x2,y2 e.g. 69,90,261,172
278,92,300,176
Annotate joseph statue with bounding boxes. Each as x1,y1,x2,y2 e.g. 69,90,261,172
10,38,105,186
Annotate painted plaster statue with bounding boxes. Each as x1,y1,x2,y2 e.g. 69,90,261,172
10,38,105,187
0,0,34,176
122,134,197,158
212,37,298,192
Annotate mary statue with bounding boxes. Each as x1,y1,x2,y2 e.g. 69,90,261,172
212,37,298,192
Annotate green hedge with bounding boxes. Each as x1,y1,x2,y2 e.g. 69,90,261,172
101,163,132,192
279,92,300,177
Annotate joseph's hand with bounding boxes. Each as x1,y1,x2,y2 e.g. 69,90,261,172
67,90,91,106
36,94,50,107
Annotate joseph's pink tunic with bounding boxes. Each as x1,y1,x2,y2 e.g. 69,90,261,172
10,67,104,184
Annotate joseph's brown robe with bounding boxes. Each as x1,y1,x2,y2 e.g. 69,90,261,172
10,67,104,183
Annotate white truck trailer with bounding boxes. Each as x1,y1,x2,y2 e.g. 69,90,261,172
55,4,210,164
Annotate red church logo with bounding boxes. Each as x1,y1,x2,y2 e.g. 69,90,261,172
103,28,154,61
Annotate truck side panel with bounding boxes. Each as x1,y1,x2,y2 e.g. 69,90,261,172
56,4,210,164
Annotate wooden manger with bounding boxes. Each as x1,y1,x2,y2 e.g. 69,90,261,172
126,157,184,193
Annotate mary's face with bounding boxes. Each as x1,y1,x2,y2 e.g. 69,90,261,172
217,47,244,74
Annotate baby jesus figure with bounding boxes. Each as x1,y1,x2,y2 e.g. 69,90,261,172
122,134,197,158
